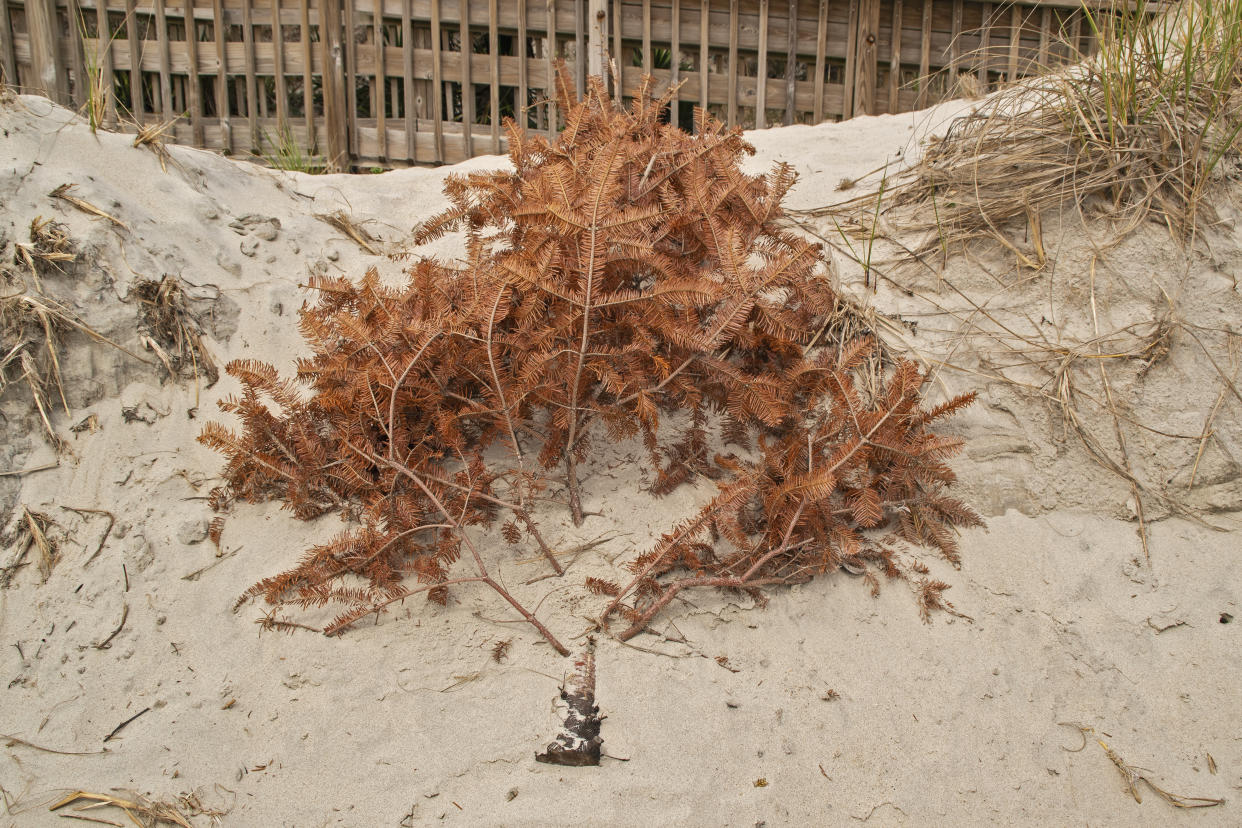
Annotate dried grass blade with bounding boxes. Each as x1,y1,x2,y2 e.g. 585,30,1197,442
49,185,129,230
315,211,379,254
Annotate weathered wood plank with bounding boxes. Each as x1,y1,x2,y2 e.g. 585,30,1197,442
812,0,827,122
669,0,679,115
755,0,767,128
0,0,17,88
211,0,229,149
181,0,202,140
727,0,737,126
321,0,348,167
372,0,386,156
697,0,707,119
782,0,795,125
26,0,59,99
300,0,314,143
488,0,498,152
153,0,173,116
887,0,902,114
518,0,528,127
917,0,930,108
545,0,556,139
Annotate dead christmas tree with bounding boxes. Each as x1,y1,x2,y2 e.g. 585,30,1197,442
199,67,979,653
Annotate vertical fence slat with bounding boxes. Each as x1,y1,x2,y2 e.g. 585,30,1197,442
670,0,679,117
0,0,16,87
460,0,473,157
782,0,795,125
854,0,878,116
573,0,583,99
211,0,229,150
1038,7,1049,68
812,0,827,123
154,0,173,118
241,0,258,146
698,0,707,121
273,0,287,133
545,0,556,140
641,0,651,77
344,0,359,158
949,0,962,80
183,0,202,143
67,0,88,107
755,0,767,129
126,0,146,121
887,0,902,113
1007,5,1020,81
403,0,415,161
430,0,444,161
49,0,70,99
489,0,499,152
322,0,348,167
978,2,991,87
917,0,930,108
373,0,387,158
26,0,59,99
587,0,604,78
300,0,313,149
98,0,118,124
610,0,621,97
517,0,527,131
843,0,857,116
726,0,737,126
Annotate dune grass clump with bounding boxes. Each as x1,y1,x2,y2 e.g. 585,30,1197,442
833,0,1242,260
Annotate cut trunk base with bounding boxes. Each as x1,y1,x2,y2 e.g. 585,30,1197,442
565,454,586,526
535,637,601,766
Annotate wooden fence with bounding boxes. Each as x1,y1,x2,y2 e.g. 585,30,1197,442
1,0,1109,170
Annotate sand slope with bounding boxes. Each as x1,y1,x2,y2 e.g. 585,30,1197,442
0,92,1238,826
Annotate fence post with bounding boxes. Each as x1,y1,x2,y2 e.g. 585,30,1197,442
588,0,607,86
853,0,880,116
25,0,60,100
321,0,349,170
0,0,16,88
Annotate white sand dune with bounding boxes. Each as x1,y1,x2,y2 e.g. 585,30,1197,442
1,90,1238,826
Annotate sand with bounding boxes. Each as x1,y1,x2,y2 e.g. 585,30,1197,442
0,89,1238,826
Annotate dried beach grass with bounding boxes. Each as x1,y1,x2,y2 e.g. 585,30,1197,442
1,286,150,448
1060,723,1224,809
815,0,1242,262
131,117,180,173
50,790,200,827
14,216,75,290
315,210,380,254
132,275,220,399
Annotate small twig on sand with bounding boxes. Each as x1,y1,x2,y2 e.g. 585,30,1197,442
181,547,239,581
102,707,151,743
0,462,59,477
1,733,107,756
93,604,128,650
60,507,115,567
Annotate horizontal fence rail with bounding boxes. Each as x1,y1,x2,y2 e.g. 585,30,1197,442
1,0,1117,169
